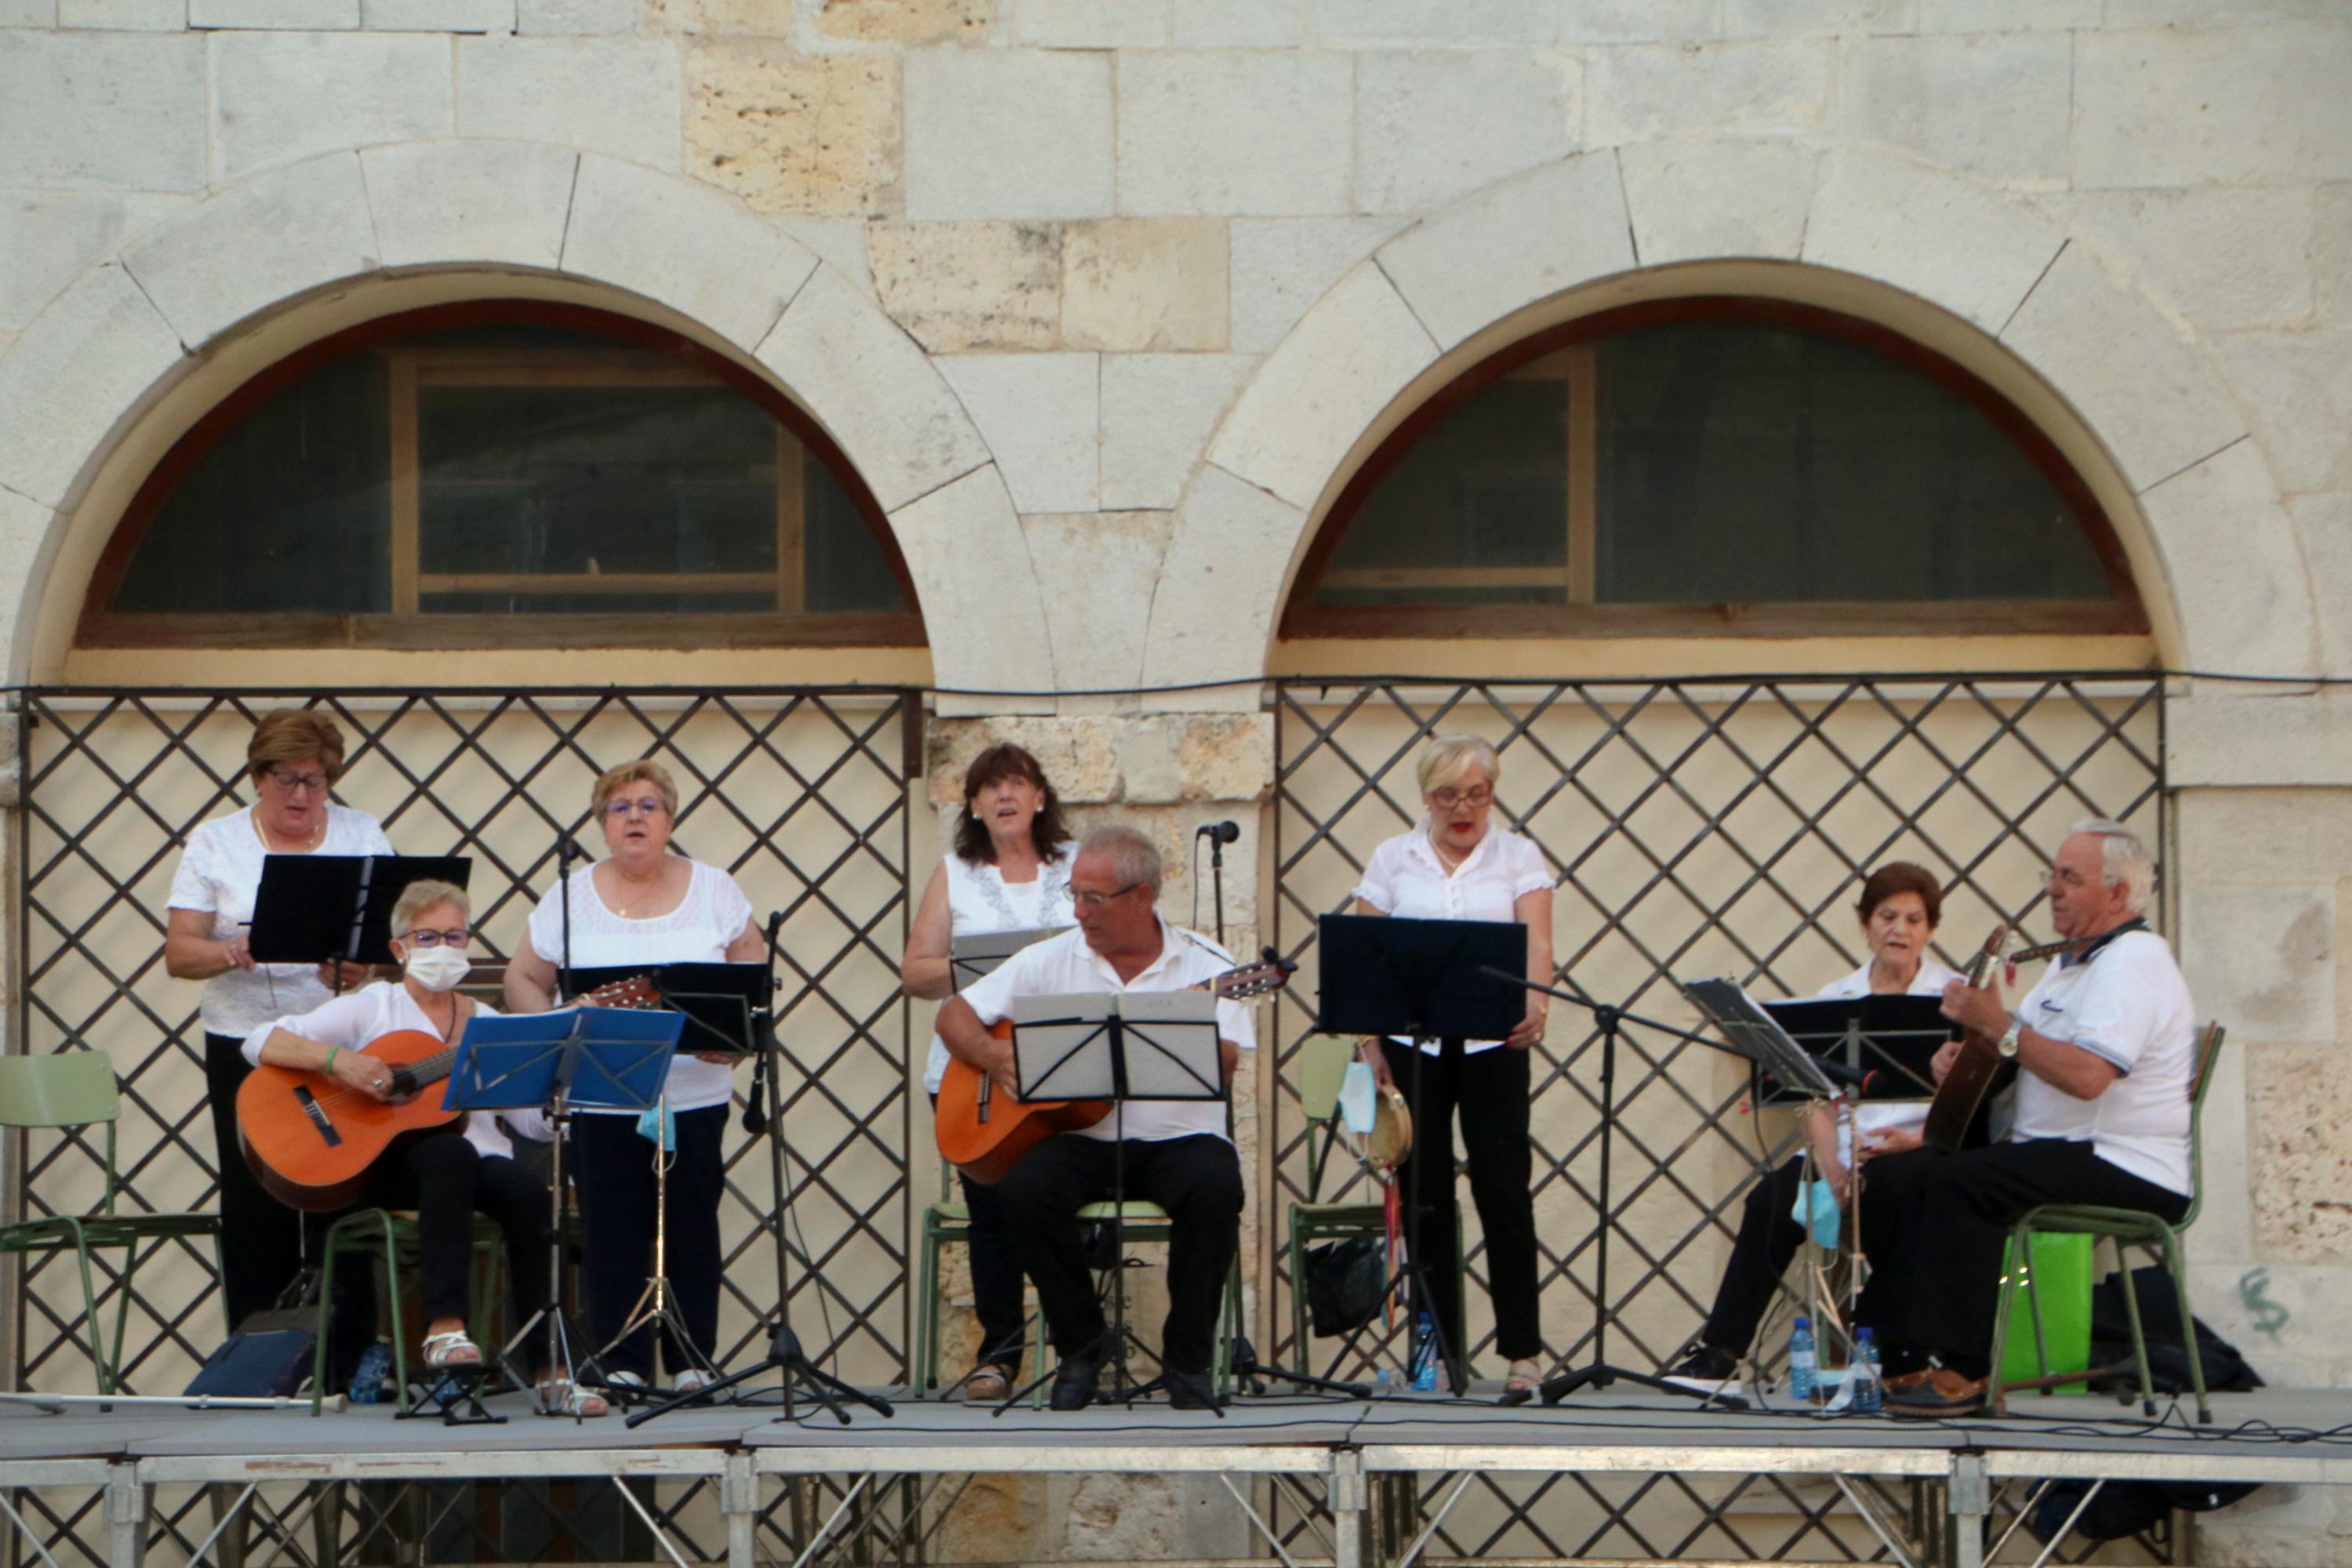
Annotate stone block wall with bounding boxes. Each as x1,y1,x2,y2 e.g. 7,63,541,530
2,1,2350,1561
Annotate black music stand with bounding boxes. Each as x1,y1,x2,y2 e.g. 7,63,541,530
249,855,472,985
1759,996,1951,1105
449,1007,680,1420
991,989,1229,1416
949,927,1072,991
1317,914,1523,1399
1473,966,1758,1411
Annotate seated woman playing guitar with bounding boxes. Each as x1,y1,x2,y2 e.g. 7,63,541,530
240,879,604,1416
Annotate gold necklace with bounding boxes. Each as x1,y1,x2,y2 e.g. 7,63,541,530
258,814,326,854
610,863,664,916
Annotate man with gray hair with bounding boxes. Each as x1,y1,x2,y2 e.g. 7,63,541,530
936,825,1253,1412
1853,820,2198,1417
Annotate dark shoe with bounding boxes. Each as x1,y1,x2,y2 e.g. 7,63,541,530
1887,1367,1987,1417
1164,1369,1219,1411
1661,1342,1739,1396
1049,1352,1102,1412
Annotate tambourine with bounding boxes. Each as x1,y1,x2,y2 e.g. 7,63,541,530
1366,1083,1414,1169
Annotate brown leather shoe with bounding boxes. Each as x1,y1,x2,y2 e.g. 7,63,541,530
1886,1367,1986,1417
1883,1367,1935,1392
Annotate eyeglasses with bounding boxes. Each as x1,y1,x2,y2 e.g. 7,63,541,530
1428,786,1494,810
2043,868,2096,891
264,769,329,794
604,797,668,818
401,927,471,948
1071,882,1145,909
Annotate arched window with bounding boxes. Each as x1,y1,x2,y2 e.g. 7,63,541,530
1283,299,2141,639
81,303,922,649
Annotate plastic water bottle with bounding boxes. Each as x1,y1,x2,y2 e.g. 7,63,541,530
348,1338,392,1406
1851,1327,1884,1414
1410,1313,1439,1391
1787,1315,1817,1403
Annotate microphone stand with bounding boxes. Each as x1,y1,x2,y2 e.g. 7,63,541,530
1475,966,1751,1411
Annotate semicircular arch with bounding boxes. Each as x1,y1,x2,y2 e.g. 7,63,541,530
1140,141,2316,708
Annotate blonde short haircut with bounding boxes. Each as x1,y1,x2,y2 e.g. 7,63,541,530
247,709,349,787
1416,735,1501,798
390,878,470,937
592,759,679,818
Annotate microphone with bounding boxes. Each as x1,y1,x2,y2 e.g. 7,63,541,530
764,909,786,946
1196,820,1241,844
742,911,788,1138
1812,1058,1875,1091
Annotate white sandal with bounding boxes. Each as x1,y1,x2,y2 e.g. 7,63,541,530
421,1330,483,1370
537,1376,610,1418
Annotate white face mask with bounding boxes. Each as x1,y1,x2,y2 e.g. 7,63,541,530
402,944,472,994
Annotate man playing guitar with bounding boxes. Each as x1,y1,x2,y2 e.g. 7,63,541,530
935,826,1251,1413
1854,819,2197,1416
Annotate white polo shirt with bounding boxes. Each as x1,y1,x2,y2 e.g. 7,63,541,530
1349,825,1555,1056
2008,927,2196,1196
1812,957,1964,1164
953,914,1254,1145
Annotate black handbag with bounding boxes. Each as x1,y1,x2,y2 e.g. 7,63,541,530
1304,1237,1386,1338
184,1272,319,1399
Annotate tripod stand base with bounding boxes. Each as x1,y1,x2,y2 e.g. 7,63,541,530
1226,1337,1370,1399
1535,1361,1749,1411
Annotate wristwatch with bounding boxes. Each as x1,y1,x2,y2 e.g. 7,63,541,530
1998,1019,2023,1058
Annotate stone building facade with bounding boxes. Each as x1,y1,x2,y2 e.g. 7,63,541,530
2,1,2350,1563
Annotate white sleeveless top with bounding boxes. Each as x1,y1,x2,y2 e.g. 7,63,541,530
923,844,1077,1093
525,858,754,1113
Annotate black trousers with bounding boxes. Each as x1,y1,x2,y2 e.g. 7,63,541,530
1699,1156,1809,1358
1855,1140,2189,1378
994,1134,1243,1375
958,1171,1028,1377
354,1133,550,1332
1381,1040,1543,1363
572,1105,728,1378
204,1031,307,1327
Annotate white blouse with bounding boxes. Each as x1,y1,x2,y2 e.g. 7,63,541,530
1349,825,1555,1056
924,844,1077,1093
168,804,396,1036
1810,956,1965,1164
524,858,755,1114
241,980,550,1163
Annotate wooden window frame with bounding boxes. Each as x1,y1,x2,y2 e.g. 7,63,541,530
78,300,926,652
1281,296,2149,641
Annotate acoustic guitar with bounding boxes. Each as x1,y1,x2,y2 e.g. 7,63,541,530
935,953,1294,1184
238,975,657,1212
1919,925,2017,1154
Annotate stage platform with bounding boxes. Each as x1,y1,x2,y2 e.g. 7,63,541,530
4,1384,2345,1568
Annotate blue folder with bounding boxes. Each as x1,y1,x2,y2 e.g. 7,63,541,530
443,1007,683,1115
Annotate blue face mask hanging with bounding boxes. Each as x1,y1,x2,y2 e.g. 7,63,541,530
637,1100,676,1152
1791,1177,1842,1250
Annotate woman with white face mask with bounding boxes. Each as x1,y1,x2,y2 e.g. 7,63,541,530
242,880,601,1414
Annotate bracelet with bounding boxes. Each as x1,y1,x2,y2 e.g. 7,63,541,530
325,1045,338,1073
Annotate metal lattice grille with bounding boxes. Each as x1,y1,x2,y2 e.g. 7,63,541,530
1271,673,2165,1562
13,688,916,1398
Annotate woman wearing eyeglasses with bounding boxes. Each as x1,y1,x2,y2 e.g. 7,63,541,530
165,708,394,1333
244,880,599,1411
1354,735,1555,1397
503,760,763,1397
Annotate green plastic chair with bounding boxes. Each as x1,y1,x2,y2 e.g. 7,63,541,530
1283,1036,1465,1377
1988,1021,2226,1422
911,1164,1044,1400
312,1207,509,1414
0,1051,222,1394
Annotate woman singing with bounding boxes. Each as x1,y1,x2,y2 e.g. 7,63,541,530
165,709,392,1330
244,880,603,1415
503,760,762,1396
901,743,1076,1399
1356,735,1555,1396
1664,862,1959,1392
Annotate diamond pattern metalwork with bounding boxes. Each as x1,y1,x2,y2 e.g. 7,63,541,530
12,688,917,1403
1271,673,2165,1562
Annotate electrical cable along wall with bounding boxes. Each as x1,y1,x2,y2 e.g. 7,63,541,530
1270,672,2165,1563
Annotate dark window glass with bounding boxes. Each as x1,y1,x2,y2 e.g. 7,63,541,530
106,321,910,630
1309,317,2116,618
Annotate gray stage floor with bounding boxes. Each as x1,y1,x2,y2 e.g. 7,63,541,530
5,1383,2344,1479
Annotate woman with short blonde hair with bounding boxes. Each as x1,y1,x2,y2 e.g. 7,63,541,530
1354,733,1555,1396
503,757,762,1398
